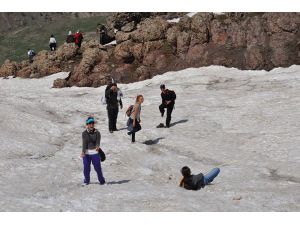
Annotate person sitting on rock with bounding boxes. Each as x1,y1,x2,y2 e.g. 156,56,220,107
66,31,74,43
49,34,57,51
179,166,220,190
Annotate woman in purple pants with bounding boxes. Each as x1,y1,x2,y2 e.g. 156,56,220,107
81,117,105,185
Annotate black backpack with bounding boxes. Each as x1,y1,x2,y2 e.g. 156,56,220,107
169,90,176,101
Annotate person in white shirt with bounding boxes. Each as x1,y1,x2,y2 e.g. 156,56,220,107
49,34,57,51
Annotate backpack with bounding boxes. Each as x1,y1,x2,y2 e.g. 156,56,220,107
169,90,176,101
126,105,134,117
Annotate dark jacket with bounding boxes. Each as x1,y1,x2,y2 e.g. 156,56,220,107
82,128,101,153
161,89,176,107
105,85,122,109
181,173,205,190
66,34,74,43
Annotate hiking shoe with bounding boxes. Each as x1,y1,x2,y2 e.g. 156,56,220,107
109,130,113,133
127,131,132,135
82,182,89,186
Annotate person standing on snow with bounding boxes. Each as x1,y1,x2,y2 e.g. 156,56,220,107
105,83,122,133
74,30,83,48
81,117,105,185
179,166,220,190
49,34,57,51
159,84,176,128
127,95,144,143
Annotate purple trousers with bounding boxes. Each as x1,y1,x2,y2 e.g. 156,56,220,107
83,154,105,184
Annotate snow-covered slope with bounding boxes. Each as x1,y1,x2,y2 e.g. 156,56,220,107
0,66,300,211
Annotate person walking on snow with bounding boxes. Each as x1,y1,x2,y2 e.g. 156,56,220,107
179,166,220,190
49,34,57,51
127,95,144,143
105,83,123,133
159,84,176,128
74,30,83,48
81,117,105,185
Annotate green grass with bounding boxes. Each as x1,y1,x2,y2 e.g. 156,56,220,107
0,16,106,64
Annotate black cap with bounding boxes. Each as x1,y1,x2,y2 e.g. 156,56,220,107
160,84,165,89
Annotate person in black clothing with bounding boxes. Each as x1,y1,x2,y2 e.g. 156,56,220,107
159,84,176,128
105,83,123,133
179,166,220,190
97,24,107,45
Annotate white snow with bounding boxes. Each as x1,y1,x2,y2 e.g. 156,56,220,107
213,12,225,15
187,12,197,17
167,18,180,23
0,66,300,211
104,40,117,46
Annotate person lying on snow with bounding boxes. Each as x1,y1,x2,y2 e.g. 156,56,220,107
179,166,220,190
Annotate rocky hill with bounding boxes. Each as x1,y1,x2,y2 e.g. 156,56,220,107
0,12,299,88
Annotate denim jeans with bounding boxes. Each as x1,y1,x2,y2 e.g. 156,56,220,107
204,168,220,185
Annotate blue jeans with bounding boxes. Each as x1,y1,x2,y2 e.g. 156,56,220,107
83,154,105,184
204,168,220,185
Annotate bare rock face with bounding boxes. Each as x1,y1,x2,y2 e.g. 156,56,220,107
121,21,136,32
115,31,132,44
53,78,68,88
1,12,299,89
131,17,170,42
0,60,19,77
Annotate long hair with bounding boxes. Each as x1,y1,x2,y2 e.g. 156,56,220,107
136,95,143,103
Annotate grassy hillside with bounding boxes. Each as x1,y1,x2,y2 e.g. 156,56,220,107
0,15,106,64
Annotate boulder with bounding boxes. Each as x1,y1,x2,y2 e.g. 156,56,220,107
115,31,132,44
121,21,136,32
0,59,18,77
131,17,170,42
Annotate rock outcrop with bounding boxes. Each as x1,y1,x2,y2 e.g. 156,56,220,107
1,12,299,88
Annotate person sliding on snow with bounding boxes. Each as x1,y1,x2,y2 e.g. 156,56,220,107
105,83,122,133
127,95,144,143
179,166,220,190
159,84,176,128
81,117,105,185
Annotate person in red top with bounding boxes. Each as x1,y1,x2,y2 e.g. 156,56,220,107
74,30,83,48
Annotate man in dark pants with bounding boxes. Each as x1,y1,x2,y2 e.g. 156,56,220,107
105,83,123,133
159,84,176,128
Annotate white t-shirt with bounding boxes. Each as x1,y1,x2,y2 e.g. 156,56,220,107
49,37,56,44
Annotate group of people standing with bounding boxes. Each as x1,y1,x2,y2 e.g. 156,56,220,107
27,30,84,63
81,82,176,185
80,81,220,189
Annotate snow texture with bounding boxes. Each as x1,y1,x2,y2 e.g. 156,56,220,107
104,40,117,46
187,12,197,17
0,65,300,211
167,18,180,23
